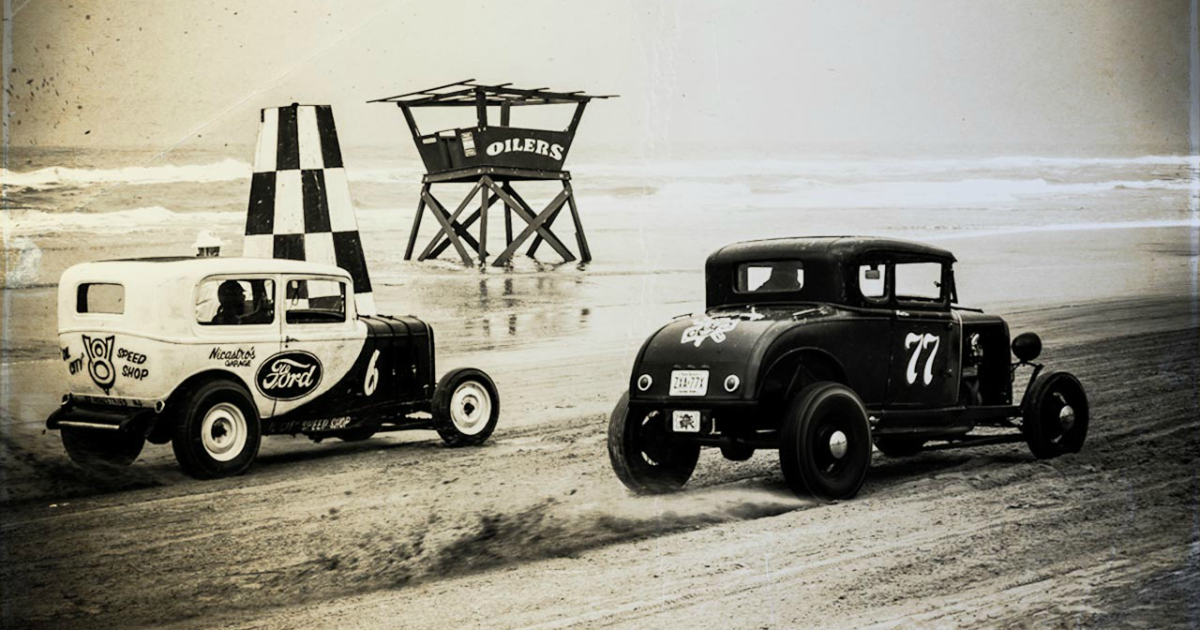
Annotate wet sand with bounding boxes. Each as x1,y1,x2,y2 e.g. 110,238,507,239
0,220,1197,628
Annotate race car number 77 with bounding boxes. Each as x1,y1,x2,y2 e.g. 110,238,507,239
904,333,940,386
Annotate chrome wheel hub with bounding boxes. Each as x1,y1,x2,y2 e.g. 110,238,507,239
828,430,848,460
1059,404,1076,431
450,381,491,436
201,402,247,462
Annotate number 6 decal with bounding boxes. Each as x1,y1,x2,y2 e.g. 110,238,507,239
904,333,941,386
363,349,380,396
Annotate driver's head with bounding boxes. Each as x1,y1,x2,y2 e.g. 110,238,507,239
217,280,245,306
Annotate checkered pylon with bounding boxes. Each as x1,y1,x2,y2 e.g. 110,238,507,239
243,104,376,315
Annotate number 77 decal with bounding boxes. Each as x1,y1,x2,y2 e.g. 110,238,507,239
904,332,941,386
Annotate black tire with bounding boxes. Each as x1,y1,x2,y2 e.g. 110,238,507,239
433,368,500,447
171,380,261,479
61,427,144,470
607,392,701,494
779,382,872,501
720,444,755,461
874,437,925,458
1022,371,1088,459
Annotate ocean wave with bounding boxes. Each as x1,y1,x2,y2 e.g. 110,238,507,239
0,158,252,189
2,206,243,235
574,154,1198,180
924,218,1200,240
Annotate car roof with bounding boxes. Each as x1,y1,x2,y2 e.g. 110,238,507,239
77,256,352,278
708,236,956,264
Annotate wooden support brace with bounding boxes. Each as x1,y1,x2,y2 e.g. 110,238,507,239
527,196,566,258
428,192,500,259
490,188,573,267
488,182,576,264
418,181,483,261
419,190,474,266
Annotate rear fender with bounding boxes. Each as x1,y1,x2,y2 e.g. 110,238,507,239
760,348,849,403
151,369,256,444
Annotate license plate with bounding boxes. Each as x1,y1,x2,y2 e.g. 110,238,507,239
672,410,702,433
670,370,709,396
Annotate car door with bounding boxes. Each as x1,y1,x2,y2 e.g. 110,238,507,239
192,274,282,420
886,260,961,409
268,274,369,423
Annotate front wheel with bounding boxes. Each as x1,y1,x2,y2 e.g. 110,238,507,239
607,392,701,494
779,382,872,501
61,426,145,470
171,380,261,479
433,368,500,447
1022,371,1088,459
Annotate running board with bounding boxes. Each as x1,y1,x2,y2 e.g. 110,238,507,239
920,434,1026,451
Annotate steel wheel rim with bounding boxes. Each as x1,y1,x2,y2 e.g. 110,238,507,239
450,381,491,436
637,412,671,466
201,402,247,462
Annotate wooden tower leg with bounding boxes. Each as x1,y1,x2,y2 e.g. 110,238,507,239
478,177,490,265
505,202,513,245
564,181,591,262
404,183,430,260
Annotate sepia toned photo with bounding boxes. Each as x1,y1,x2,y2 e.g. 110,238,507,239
2,1,1198,628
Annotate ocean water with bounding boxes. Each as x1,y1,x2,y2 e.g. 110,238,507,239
3,146,1198,368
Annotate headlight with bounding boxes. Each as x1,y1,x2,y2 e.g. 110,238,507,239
724,374,741,392
636,374,653,391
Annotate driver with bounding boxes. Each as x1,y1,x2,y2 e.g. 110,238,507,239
211,280,246,325
757,263,802,292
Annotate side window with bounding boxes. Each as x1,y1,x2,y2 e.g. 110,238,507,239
197,278,275,326
736,261,804,293
286,278,347,324
77,283,124,314
895,262,944,301
857,263,887,301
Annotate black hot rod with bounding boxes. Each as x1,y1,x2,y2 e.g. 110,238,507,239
608,236,1088,501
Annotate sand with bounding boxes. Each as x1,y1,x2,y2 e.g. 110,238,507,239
0,220,1197,628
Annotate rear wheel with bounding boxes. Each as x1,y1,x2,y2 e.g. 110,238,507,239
61,427,144,470
608,392,700,494
1022,371,1088,459
433,368,500,447
779,382,872,501
171,380,261,479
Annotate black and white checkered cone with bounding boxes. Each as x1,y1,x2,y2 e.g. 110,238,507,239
243,104,376,315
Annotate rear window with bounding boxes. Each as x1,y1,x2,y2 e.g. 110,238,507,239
736,261,805,293
76,283,124,314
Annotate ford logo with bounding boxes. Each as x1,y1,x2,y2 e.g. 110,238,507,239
256,351,322,400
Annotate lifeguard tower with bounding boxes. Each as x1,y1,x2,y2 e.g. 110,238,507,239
370,80,615,267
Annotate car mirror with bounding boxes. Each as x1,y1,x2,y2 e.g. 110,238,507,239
1012,332,1042,362
865,269,881,280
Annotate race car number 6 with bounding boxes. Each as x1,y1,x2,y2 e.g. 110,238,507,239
363,349,380,396
904,332,940,386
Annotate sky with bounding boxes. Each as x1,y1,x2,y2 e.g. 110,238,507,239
2,0,1195,157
